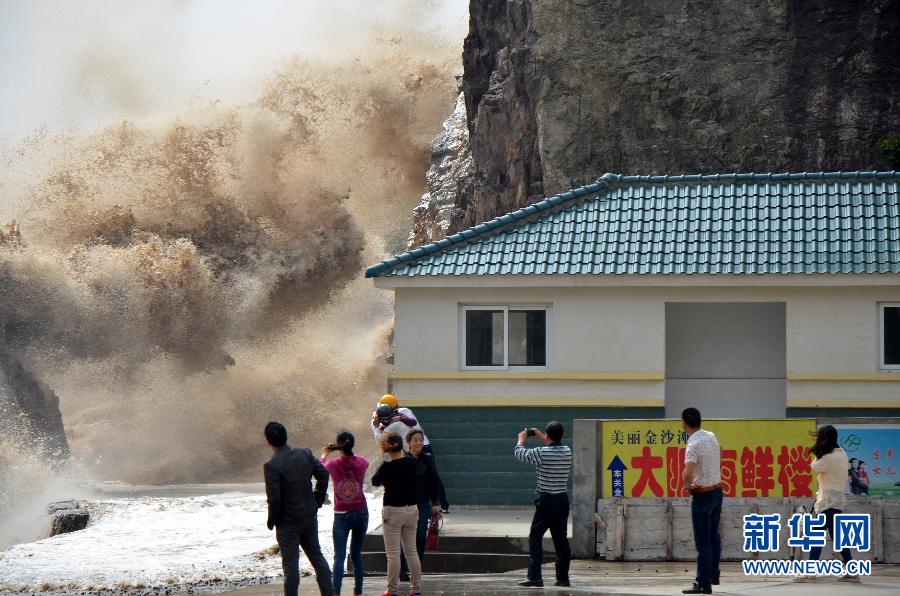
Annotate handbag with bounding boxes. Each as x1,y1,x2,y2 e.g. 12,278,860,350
425,509,443,551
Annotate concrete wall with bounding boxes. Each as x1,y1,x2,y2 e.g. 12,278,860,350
394,285,663,377
573,417,900,560
392,283,900,409
593,497,900,563
572,419,602,557
665,302,787,378
665,302,786,418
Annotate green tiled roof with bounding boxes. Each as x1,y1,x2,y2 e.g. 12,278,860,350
366,171,900,277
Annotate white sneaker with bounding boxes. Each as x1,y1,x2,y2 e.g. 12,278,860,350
837,574,861,583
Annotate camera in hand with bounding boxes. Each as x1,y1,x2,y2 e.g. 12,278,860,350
526,428,536,437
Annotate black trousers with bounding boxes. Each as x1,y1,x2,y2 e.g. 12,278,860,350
422,443,450,510
276,518,335,596
527,492,571,582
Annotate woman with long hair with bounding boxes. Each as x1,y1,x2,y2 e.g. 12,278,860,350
320,431,369,596
794,425,858,583
372,433,422,596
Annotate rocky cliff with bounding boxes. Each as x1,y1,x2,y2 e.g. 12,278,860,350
0,350,69,462
409,91,474,247
415,0,900,238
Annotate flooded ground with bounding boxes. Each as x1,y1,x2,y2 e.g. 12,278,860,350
0,483,381,594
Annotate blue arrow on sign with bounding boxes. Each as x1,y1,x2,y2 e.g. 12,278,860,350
607,455,628,497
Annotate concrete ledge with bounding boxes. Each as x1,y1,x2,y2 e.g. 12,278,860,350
594,497,900,563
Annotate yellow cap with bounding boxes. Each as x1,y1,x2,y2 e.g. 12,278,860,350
379,394,398,409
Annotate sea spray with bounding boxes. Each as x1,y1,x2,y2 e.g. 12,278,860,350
0,0,464,547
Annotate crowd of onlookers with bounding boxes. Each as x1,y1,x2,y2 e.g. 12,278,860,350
262,399,868,596
262,394,574,595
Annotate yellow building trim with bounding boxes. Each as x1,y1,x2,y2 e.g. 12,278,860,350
400,397,665,407
404,397,899,408
788,372,900,382
389,371,665,381
788,399,900,408
393,371,900,382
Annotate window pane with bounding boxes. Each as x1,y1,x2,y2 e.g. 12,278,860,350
885,306,900,366
509,309,546,366
466,310,504,366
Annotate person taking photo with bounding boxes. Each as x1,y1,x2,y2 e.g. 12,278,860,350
514,421,572,588
320,431,369,596
794,425,859,583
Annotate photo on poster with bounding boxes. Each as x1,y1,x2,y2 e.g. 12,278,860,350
832,425,900,497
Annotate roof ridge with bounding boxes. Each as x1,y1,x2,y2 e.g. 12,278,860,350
365,179,610,278
601,170,900,185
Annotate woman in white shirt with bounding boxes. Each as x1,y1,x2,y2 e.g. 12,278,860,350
794,425,857,583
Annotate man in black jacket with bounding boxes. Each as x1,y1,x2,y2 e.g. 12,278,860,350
263,422,335,596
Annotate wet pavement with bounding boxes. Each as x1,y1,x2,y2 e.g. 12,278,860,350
226,560,900,595
223,508,900,595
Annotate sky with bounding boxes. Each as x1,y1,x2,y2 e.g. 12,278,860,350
0,0,469,141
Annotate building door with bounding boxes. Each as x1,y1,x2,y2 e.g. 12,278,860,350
664,302,786,418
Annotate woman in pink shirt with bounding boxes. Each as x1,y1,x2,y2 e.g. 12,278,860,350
321,431,369,596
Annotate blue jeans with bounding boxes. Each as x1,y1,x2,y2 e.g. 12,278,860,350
400,501,432,577
809,508,853,563
332,507,368,595
690,487,722,589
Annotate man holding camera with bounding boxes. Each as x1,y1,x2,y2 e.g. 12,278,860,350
514,421,573,588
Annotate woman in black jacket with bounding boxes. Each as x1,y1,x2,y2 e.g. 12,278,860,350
372,433,421,596
399,429,440,580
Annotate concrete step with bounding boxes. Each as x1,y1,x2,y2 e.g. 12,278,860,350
360,551,554,574
362,533,557,555
357,508,568,574
360,533,558,573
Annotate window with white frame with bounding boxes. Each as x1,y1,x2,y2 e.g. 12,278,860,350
880,303,900,370
461,306,548,369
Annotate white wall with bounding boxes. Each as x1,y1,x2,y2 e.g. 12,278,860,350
391,281,900,409
395,286,665,372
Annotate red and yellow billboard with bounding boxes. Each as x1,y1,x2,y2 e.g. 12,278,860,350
601,419,817,498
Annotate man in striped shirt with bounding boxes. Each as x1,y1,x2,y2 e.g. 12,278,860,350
514,421,573,588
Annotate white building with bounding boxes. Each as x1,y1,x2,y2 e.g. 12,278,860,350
367,171,900,505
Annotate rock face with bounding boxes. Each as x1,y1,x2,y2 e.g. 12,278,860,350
409,91,474,248
0,350,69,461
448,0,900,229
